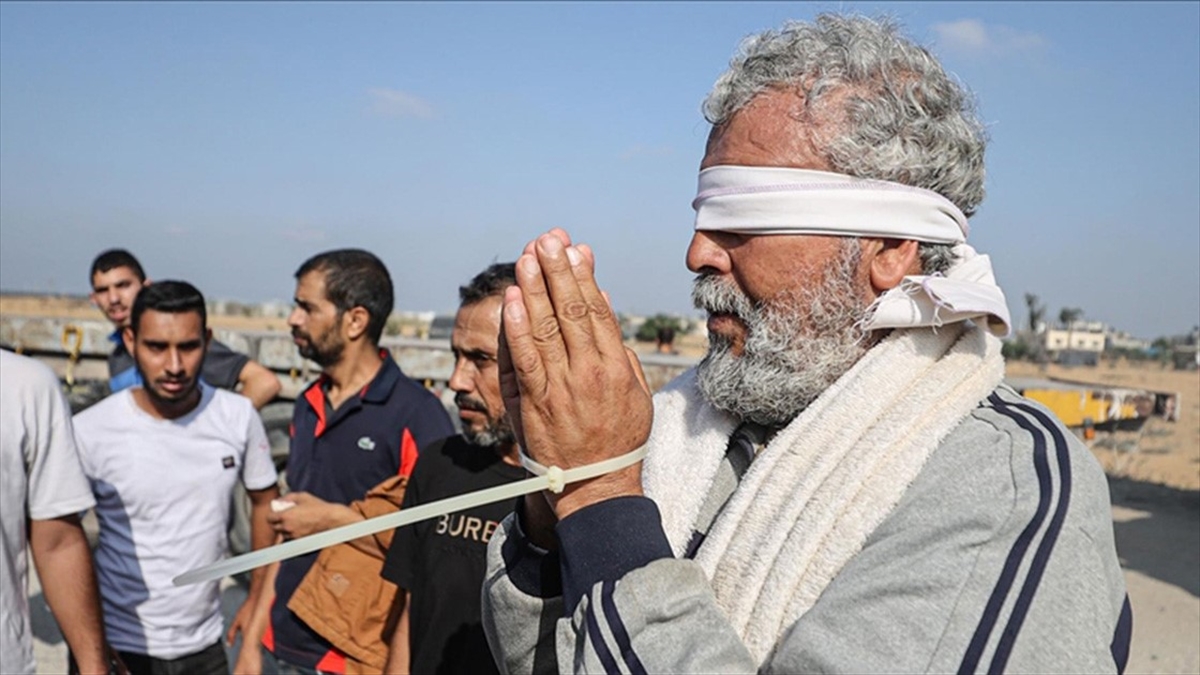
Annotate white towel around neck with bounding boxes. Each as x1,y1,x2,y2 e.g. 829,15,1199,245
642,323,1005,663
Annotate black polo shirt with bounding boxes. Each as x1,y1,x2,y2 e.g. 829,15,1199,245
266,351,454,672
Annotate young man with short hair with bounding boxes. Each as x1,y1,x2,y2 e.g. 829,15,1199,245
73,280,279,674
88,249,281,408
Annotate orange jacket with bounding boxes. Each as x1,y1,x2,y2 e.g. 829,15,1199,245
287,474,407,674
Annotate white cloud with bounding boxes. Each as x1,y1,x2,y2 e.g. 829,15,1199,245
931,19,1048,58
367,87,435,119
165,225,189,237
620,144,674,161
934,18,989,51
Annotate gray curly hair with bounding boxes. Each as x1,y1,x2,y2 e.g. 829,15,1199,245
704,15,987,274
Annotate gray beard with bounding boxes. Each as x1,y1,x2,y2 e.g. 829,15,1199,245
463,420,516,449
692,241,871,427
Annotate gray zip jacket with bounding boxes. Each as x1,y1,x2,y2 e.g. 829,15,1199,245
482,385,1130,674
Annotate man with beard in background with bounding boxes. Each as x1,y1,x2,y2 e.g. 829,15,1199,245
482,14,1130,674
72,281,279,674
381,263,524,675
87,249,281,409
235,249,454,675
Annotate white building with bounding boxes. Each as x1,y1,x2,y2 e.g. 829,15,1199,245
1041,321,1106,365
1106,330,1151,352
1043,327,1105,353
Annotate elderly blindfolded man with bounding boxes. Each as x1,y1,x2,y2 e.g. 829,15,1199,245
482,14,1130,675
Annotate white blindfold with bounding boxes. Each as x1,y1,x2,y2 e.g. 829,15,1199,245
692,165,1012,337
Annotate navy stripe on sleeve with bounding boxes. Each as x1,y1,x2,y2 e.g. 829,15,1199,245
988,400,1073,674
1111,594,1132,674
601,579,648,675
958,394,1056,674
584,592,622,675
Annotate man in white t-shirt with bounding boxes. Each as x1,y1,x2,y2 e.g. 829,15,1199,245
1,349,113,675
72,281,279,674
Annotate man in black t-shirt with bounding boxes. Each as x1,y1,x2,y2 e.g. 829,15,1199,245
381,263,524,674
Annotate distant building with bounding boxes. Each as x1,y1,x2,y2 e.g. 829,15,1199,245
1043,321,1105,366
1171,326,1200,370
427,314,455,340
259,301,292,319
386,311,437,339
1105,330,1151,353
1044,326,1105,352
1172,344,1199,370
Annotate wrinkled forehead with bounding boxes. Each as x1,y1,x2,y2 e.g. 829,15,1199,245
452,296,504,349
700,88,834,173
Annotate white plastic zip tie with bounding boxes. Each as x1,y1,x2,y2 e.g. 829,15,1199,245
173,445,648,587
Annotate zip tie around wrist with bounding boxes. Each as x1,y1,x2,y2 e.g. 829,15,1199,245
173,444,648,587
518,449,647,494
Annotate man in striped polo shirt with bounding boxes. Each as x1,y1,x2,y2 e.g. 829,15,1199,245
233,249,453,675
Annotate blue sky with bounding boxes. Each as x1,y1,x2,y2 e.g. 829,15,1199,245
1,2,1197,338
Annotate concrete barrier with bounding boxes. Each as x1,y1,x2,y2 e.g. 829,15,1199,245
0,314,697,399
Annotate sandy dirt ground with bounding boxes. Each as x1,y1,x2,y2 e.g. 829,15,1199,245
11,295,1199,673
27,566,268,674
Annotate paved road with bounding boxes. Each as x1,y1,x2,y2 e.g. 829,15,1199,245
1109,478,1200,674
28,572,275,674
30,479,1199,674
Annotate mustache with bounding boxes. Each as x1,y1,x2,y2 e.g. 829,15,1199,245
151,377,195,397
155,374,192,384
454,394,487,412
692,274,756,317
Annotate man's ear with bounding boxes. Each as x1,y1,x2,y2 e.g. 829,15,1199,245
867,238,921,293
204,327,213,347
343,306,371,341
122,325,135,355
